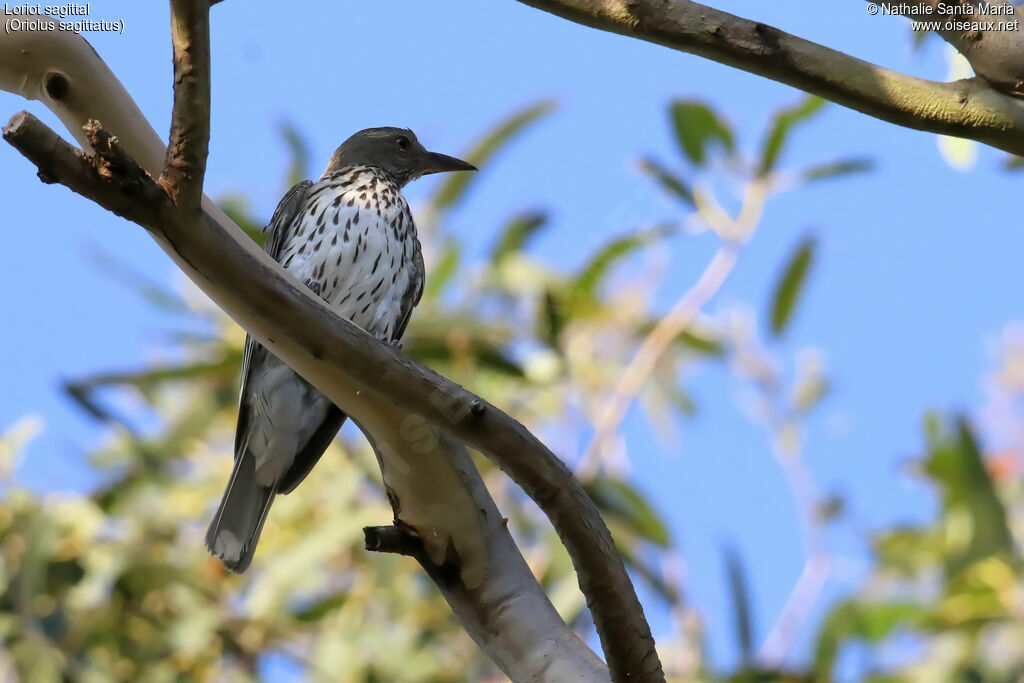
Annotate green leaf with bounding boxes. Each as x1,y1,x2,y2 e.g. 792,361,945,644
491,211,549,264
583,477,670,547
422,240,460,300
667,384,698,416
1002,155,1024,170
218,195,265,245
66,357,241,395
910,23,934,49
801,159,874,184
873,526,945,575
636,321,725,356
403,332,524,377
723,545,755,664
538,288,568,349
279,120,312,188
669,100,734,166
922,415,1015,575
571,225,676,305
432,100,556,210
677,329,725,356
638,157,695,207
616,543,682,606
86,249,191,315
64,356,242,426
816,494,846,523
813,601,929,677
294,594,348,623
769,235,817,337
758,96,826,176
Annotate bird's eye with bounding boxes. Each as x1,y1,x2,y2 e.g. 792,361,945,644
396,136,411,151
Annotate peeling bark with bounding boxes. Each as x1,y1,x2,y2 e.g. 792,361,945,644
0,10,662,682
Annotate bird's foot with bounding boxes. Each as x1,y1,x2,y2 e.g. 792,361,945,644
389,339,404,352
303,279,322,296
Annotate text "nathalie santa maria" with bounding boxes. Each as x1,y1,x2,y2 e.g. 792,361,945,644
873,2,1015,15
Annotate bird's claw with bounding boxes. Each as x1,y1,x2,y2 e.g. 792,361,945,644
303,279,322,296
389,339,404,352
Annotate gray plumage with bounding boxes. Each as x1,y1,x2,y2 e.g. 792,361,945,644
206,128,474,572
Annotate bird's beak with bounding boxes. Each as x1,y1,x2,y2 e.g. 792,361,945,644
420,151,477,175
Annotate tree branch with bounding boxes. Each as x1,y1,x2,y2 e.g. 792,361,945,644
585,243,740,470
1,113,163,227
161,0,211,211
514,0,1024,155
361,432,610,683
875,0,1024,95
3,109,650,681
0,20,663,683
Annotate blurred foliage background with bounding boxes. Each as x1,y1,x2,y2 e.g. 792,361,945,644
2,92,1023,683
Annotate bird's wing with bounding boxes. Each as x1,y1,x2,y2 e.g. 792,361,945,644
263,180,313,262
392,218,425,342
234,180,346,495
234,179,311,459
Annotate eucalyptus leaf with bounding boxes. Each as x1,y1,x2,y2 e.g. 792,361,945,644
583,477,670,547
923,416,1015,574
769,235,816,337
432,100,556,210
491,211,549,264
758,96,826,176
571,225,675,305
279,120,313,188
801,158,873,183
723,545,755,664
638,157,695,207
539,288,568,349
813,601,929,676
87,248,192,315
670,100,734,166
423,240,460,300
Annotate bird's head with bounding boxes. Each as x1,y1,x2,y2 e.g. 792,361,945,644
323,127,476,186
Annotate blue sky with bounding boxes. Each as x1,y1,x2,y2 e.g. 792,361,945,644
2,0,1021,676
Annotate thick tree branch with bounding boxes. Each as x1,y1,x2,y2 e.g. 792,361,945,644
0,4,236,232
361,432,610,683
161,0,211,211
3,109,654,682
878,0,1024,95
0,19,663,683
515,0,1024,155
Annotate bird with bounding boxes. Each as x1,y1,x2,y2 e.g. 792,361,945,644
205,127,475,573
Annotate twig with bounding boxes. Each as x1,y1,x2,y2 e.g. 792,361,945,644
583,181,767,471
759,555,830,664
738,349,831,664
1,33,663,682
364,525,424,557
160,0,211,211
2,113,164,227
585,244,739,469
515,0,1024,155
757,441,831,664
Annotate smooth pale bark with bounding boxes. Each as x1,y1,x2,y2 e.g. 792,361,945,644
0,14,661,683
872,0,1024,94
514,0,1024,155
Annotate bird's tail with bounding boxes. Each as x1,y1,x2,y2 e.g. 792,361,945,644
205,449,275,573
